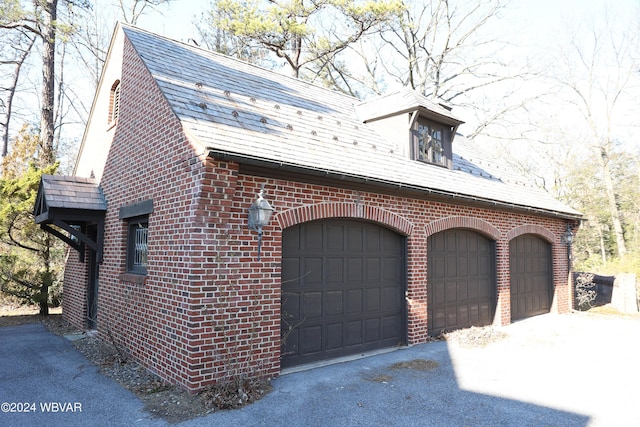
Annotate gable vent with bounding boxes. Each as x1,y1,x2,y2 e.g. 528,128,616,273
110,80,121,123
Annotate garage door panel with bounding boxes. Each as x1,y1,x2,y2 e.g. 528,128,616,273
326,225,345,251
478,256,491,275
282,292,301,319
382,315,402,340
510,234,552,320
382,286,401,311
458,257,469,276
324,291,343,317
326,258,343,283
346,289,363,314
347,227,363,252
303,258,323,285
282,328,299,356
366,258,381,281
347,258,363,282
304,223,323,251
469,304,479,323
445,282,458,303
457,305,469,325
302,325,322,353
282,220,405,368
365,318,381,342
345,321,363,346
383,257,401,281
282,258,300,285
365,229,381,251
428,229,495,336
429,308,447,330
446,257,457,276
432,256,446,279
478,279,492,298
446,307,458,326
326,323,343,349
458,281,469,300
433,282,445,305
384,229,403,252
283,226,300,251
304,292,323,318
365,288,381,312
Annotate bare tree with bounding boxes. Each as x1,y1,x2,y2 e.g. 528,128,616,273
551,18,640,258
0,29,36,157
372,0,534,137
0,0,64,167
118,0,173,25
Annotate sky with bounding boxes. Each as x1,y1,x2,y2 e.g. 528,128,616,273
136,0,640,47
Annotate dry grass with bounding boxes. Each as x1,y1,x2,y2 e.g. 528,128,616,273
390,359,439,371
0,305,62,327
443,325,507,348
586,304,640,318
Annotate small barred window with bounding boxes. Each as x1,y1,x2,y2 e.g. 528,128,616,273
126,216,148,274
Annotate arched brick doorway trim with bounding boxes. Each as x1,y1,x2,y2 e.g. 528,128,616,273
276,203,414,236
506,224,555,243
425,216,501,240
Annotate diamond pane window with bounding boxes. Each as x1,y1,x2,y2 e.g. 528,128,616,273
416,122,446,166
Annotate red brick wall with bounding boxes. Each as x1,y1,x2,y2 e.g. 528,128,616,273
61,35,574,393
95,37,224,389
62,248,89,329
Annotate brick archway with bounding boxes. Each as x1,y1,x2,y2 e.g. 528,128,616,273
425,216,501,240
506,224,555,243
276,202,414,236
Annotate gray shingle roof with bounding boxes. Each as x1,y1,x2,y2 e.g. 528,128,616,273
122,25,580,218
38,175,106,211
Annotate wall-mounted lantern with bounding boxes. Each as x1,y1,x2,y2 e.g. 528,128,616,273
562,223,574,262
248,185,275,261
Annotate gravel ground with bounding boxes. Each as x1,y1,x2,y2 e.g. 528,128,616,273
0,312,270,424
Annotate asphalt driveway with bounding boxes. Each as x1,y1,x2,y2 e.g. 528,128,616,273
1,312,639,426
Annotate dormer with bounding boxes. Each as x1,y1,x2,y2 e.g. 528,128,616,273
356,89,464,169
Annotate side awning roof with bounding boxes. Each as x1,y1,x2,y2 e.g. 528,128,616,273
33,175,106,262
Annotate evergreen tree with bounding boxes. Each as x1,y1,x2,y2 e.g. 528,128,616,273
0,126,60,315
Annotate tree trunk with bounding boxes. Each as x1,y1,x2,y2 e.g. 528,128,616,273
39,0,57,168
598,146,627,257
1,36,36,158
39,234,53,316
597,224,606,263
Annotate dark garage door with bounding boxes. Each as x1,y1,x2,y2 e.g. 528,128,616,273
510,234,552,320
281,219,405,368
428,229,495,336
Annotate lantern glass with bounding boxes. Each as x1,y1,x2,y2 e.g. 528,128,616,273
248,190,274,231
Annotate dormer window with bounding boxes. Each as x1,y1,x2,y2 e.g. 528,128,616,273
413,117,452,168
355,89,464,168
417,122,445,166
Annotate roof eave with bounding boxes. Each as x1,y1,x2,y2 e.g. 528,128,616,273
207,148,582,221
362,107,464,127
